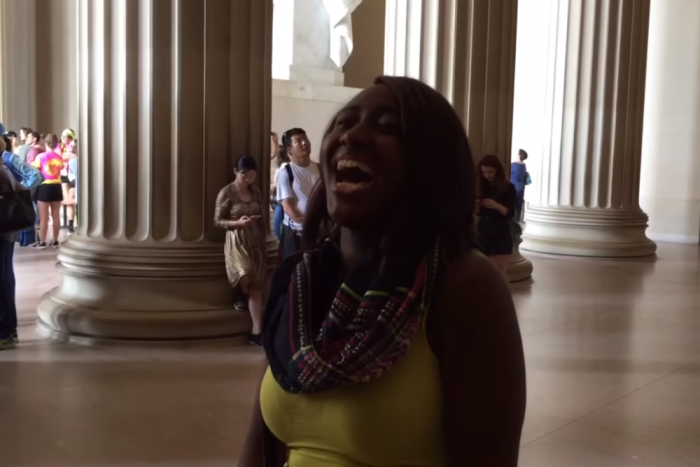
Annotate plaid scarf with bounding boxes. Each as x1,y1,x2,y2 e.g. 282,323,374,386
263,238,441,394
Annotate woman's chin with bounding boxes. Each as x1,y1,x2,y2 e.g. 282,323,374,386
329,205,386,232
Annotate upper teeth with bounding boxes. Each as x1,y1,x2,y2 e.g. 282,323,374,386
337,159,374,174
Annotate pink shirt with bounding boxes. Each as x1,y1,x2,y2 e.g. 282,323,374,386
33,151,64,184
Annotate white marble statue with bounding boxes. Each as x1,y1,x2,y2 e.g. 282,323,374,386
323,0,363,68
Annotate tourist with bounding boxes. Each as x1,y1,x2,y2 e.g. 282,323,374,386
511,148,530,222
62,139,78,233
57,128,75,155
1,133,42,247
58,129,76,229
31,134,64,249
17,127,33,162
275,128,319,260
67,140,79,230
19,127,31,143
1,135,42,190
270,140,289,240
3,130,20,153
214,155,267,346
0,136,20,351
238,76,526,467
25,132,43,165
477,155,517,275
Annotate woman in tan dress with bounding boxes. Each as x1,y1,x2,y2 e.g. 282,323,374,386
214,155,267,345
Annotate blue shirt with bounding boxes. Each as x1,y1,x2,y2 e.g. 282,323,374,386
510,162,527,194
2,151,42,190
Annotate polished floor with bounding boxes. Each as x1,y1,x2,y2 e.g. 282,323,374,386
1,243,699,466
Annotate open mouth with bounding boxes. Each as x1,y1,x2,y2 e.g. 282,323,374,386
334,159,376,192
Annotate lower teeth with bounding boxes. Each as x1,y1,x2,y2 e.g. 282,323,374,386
336,181,367,190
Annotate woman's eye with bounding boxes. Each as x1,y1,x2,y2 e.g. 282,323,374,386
335,118,354,129
377,120,400,134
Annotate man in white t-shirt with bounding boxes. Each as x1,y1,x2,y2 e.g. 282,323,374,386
275,128,320,260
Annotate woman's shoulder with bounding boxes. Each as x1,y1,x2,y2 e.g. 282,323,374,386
217,182,236,197
443,249,505,290
434,249,513,326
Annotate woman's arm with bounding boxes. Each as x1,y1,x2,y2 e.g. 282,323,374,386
214,187,233,229
430,250,526,466
214,186,252,229
238,366,287,467
484,185,516,217
238,368,266,467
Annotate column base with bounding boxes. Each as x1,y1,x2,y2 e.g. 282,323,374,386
507,252,533,283
522,205,657,257
506,220,533,283
37,236,251,341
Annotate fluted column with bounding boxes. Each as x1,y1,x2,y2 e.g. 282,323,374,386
37,0,274,341
519,0,656,257
0,1,6,124
0,0,37,128
384,0,532,282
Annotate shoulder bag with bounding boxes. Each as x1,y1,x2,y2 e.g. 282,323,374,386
0,173,36,235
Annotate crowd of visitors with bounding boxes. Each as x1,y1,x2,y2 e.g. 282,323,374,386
2,111,530,356
0,122,79,350
0,123,78,249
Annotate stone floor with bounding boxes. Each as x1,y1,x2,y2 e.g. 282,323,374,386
1,243,699,466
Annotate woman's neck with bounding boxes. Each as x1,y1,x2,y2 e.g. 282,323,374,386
234,178,249,192
339,227,381,272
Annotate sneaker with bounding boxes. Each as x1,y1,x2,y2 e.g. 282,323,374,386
49,241,60,248
0,336,18,351
234,295,248,311
31,242,47,250
248,333,263,347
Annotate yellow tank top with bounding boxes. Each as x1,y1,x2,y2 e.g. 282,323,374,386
260,322,446,467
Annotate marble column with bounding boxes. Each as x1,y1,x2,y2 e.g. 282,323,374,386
519,0,656,257
384,0,532,282
0,0,39,129
37,0,275,341
0,0,7,123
